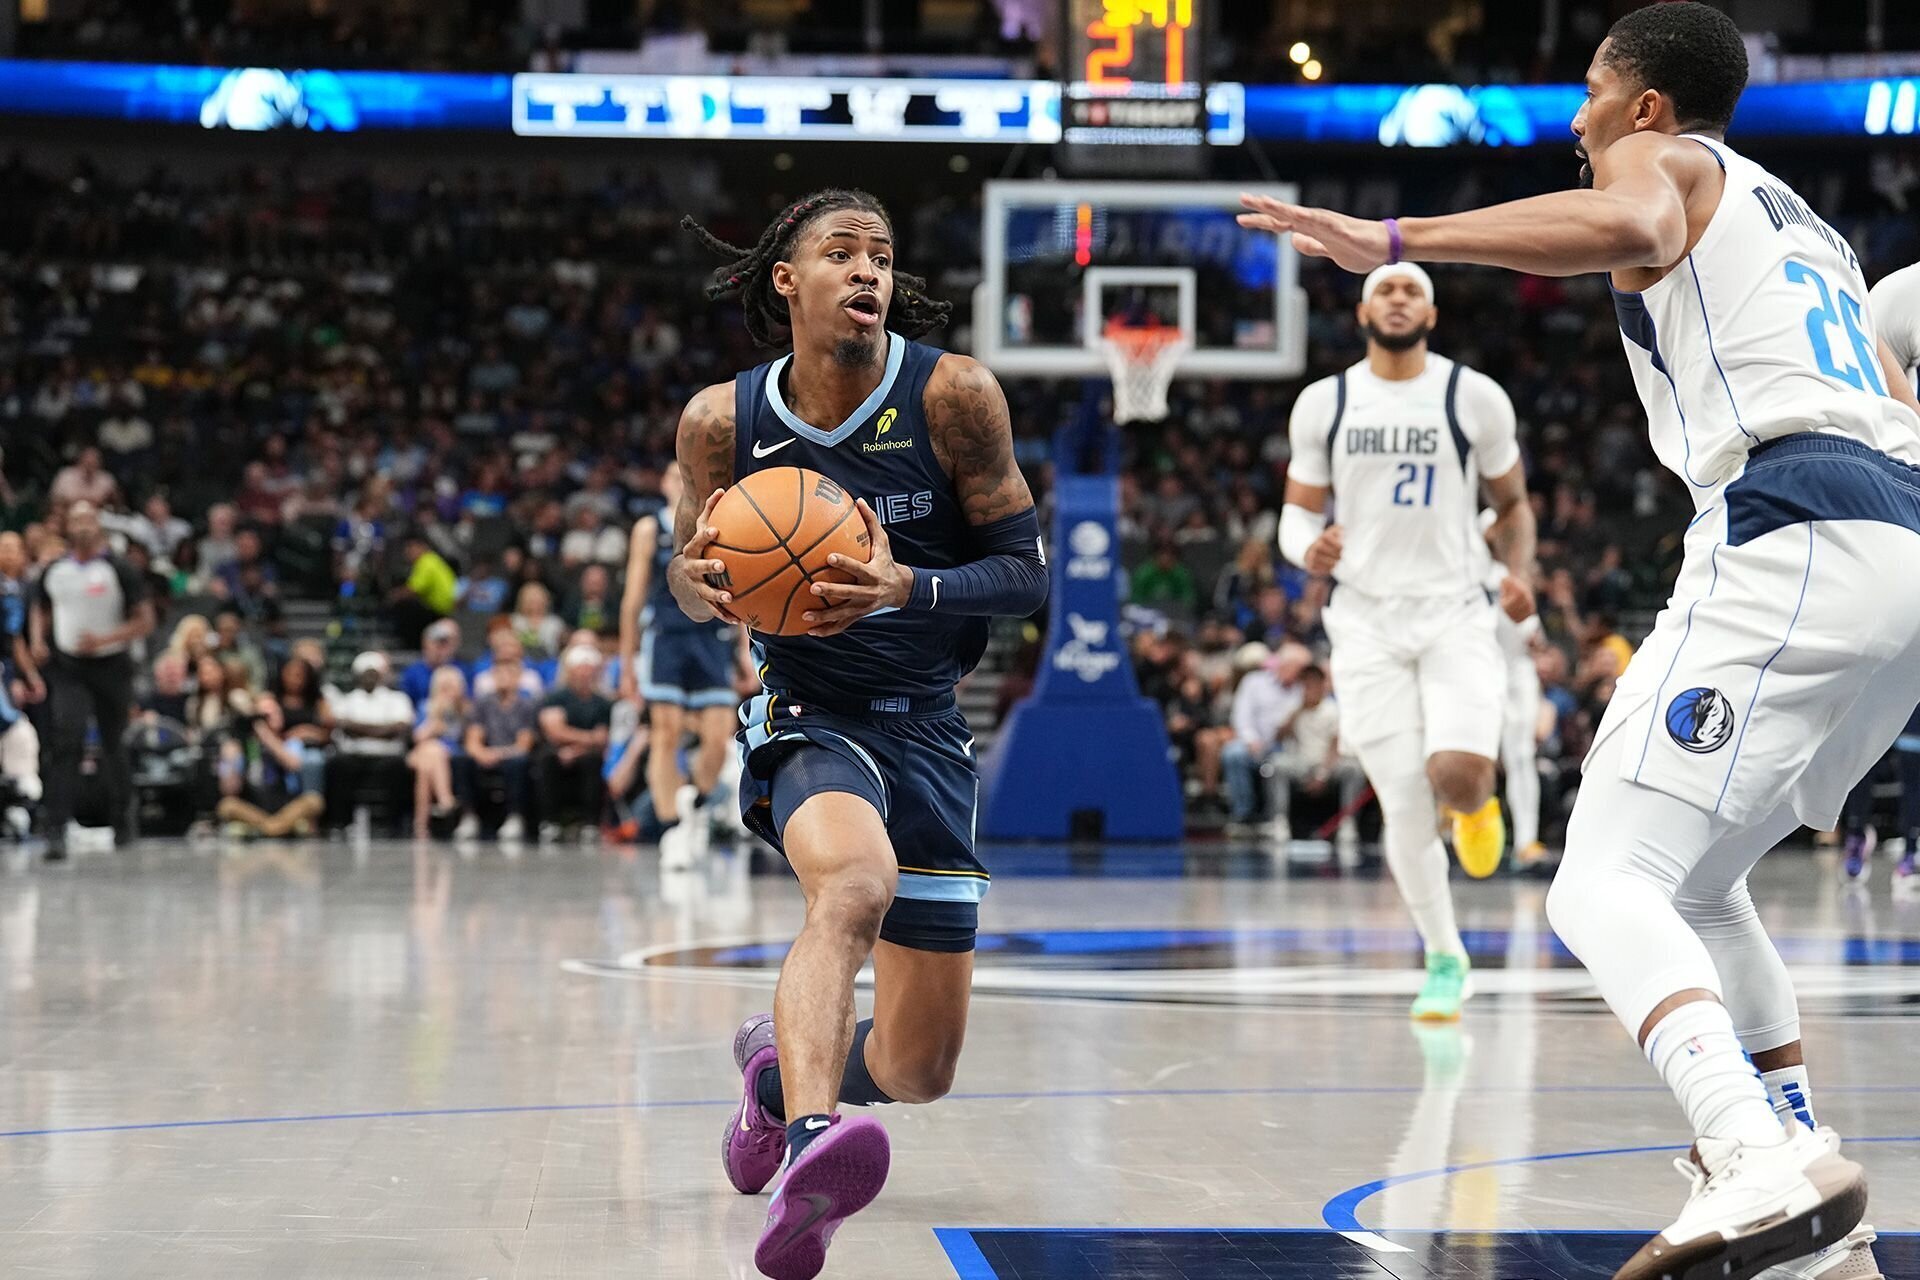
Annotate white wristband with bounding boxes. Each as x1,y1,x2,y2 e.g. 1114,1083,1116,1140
1278,503,1326,568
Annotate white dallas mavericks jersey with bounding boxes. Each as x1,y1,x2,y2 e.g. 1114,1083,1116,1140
1612,135,1920,506
1287,354,1519,598
1869,261,1920,392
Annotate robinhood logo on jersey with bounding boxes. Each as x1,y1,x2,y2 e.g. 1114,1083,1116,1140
862,407,914,453
1066,520,1112,579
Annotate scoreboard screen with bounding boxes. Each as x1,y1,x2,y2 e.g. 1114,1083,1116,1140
1061,0,1207,148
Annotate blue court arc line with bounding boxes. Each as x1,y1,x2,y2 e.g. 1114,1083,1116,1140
8,1089,1920,1143
1320,1134,1920,1239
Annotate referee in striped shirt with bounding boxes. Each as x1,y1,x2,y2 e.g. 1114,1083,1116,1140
28,501,155,860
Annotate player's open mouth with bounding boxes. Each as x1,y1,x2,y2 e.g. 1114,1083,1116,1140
844,293,882,326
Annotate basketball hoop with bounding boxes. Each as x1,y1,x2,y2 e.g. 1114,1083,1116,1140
1101,323,1190,425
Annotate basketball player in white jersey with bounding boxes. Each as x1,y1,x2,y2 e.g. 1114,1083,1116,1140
1281,266,1536,1023
1242,5,1920,1278
1481,508,1548,872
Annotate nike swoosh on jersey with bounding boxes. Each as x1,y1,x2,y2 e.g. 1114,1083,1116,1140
930,576,942,608
752,437,797,459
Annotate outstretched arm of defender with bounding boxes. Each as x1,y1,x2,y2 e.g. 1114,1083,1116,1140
667,384,742,625
1239,133,1696,279
807,354,1048,634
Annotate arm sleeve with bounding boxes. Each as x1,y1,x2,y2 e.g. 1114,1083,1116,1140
1869,264,1920,381
1460,368,1521,478
1285,377,1337,488
904,506,1049,618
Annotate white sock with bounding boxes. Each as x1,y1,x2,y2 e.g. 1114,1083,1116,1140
1759,1064,1816,1130
1646,1003,1787,1148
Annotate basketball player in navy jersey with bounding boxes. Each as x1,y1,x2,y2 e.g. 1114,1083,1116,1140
669,190,1048,1280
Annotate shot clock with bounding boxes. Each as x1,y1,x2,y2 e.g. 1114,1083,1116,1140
1060,0,1209,165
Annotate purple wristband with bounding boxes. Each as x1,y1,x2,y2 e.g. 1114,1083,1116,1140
1383,217,1404,265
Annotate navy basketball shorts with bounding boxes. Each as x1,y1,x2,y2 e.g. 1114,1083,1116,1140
737,691,984,953
639,626,735,710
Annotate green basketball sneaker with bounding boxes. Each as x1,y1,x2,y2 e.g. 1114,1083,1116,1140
1410,952,1472,1022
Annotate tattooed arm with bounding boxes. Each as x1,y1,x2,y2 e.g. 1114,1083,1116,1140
926,353,1037,525
665,382,742,624
806,354,1048,634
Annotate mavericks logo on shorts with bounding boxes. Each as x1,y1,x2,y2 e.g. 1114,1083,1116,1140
1666,686,1735,754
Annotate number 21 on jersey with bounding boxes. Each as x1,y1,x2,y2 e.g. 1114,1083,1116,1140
1784,259,1884,395
1392,462,1436,507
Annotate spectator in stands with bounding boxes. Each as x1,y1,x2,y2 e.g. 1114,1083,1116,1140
565,564,618,638
325,652,415,834
213,608,267,692
1162,667,1233,810
198,505,241,579
48,446,120,510
465,650,538,841
110,492,193,564
1212,537,1277,632
401,618,465,707
166,613,213,670
1222,641,1311,831
1266,663,1366,846
459,556,511,615
559,505,625,568
215,529,275,600
537,645,613,839
388,531,457,649
1247,585,1294,649
510,581,565,662
407,665,469,840
1130,540,1198,613
472,627,546,699
142,653,191,724
260,656,333,798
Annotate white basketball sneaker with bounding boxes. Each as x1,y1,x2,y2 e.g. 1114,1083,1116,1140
1615,1121,1867,1280
675,784,710,862
1758,1129,1883,1280
660,819,693,871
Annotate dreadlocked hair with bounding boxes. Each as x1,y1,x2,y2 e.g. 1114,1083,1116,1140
681,188,953,348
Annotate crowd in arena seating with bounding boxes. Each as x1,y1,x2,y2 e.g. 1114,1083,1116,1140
2,153,1916,844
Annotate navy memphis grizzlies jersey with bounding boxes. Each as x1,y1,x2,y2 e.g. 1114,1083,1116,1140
643,503,728,638
732,335,985,706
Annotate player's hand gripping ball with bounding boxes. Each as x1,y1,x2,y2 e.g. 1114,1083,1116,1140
703,467,874,637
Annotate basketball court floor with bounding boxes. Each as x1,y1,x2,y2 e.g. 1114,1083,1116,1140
3,836,1916,1279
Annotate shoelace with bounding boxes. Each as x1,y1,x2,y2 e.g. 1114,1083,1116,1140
1670,1156,1710,1202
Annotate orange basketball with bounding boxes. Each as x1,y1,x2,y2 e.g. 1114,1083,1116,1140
706,467,872,636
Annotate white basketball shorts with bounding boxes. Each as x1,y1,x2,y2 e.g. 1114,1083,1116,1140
1323,582,1505,779
1587,433,1920,830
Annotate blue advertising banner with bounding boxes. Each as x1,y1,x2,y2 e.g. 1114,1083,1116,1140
0,60,1911,145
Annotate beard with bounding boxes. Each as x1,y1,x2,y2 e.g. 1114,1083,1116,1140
1576,145,1594,189
1363,321,1430,353
832,333,880,368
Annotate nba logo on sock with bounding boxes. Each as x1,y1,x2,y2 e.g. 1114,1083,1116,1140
1666,687,1735,754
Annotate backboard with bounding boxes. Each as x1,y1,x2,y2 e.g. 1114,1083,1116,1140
974,180,1307,380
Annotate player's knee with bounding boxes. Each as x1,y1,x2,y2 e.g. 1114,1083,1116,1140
1427,755,1493,811
886,1050,959,1104
1543,869,1595,957
1673,884,1756,936
807,871,894,942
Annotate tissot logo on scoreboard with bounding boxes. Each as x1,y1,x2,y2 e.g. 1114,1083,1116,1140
1063,0,1208,146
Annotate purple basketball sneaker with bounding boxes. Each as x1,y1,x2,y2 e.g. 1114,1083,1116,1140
754,1114,890,1280
722,1012,786,1194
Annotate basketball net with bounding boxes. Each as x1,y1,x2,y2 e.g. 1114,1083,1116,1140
1101,322,1189,424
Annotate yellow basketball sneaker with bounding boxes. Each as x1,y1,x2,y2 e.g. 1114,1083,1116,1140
1449,799,1506,879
